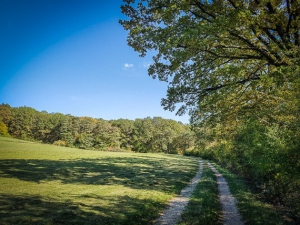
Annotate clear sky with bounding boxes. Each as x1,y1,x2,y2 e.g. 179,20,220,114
0,0,190,123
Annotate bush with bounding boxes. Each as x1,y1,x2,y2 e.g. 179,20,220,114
53,140,67,147
0,121,10,137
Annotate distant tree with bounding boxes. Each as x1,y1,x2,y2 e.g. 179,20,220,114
110,119,135,150
58,115,76,146
0,104,13,137
0,104,13,126
79,117,97,134
0,103,195,153
131,117,195,153
46,113,65,144
132,117,156,152
32,111,52,142
0,119,9,136
171,130,195,154
73,117,97,149
8,107,39,140
93,119,121,150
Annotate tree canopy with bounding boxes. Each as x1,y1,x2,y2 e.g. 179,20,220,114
0,104,195,154
120,0,300,124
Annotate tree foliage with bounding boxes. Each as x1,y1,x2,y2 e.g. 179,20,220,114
120,0,300,122
0,104,194,153
0,120,9,137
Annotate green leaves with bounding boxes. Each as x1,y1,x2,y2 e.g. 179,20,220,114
120,0,300,124
131,117,195,153
0,104,195,153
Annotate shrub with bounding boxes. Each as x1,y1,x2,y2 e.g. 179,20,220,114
53,140,67,147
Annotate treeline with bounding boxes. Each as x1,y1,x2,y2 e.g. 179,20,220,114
0,103,195,153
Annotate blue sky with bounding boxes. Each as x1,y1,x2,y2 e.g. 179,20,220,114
0,0,189,123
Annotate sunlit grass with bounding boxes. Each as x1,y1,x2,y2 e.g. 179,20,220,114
0,137,199,224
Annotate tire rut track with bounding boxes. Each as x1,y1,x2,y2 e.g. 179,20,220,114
207,162,244,225
155,161,244,225
155,160,203,225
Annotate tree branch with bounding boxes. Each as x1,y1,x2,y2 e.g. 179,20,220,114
192,1,216,19
229,31,282,66
190,75,261,98
188,9,212,22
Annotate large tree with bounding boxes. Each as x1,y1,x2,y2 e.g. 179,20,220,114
120,0,300,124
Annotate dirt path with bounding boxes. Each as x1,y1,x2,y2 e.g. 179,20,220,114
207,162,244,225
155,160,203,225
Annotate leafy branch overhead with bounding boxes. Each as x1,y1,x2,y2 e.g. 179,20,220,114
120,0,300,123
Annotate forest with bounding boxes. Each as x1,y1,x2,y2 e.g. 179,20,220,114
0,103,195,154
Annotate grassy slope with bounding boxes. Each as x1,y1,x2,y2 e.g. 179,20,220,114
0,137,199,225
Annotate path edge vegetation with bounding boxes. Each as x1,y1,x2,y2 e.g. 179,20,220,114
179,160,296,225
210,162,295,225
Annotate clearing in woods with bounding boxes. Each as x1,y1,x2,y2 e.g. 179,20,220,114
0,137,199,225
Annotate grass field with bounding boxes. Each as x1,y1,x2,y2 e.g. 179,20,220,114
0,137,199,225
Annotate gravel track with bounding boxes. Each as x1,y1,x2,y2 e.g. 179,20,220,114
207,162,244,225
155,160,203,225
155,161,243,225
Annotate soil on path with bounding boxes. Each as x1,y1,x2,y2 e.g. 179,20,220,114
155,161,203,225
207,162,244,225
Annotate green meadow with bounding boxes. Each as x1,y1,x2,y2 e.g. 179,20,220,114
0,137,199,224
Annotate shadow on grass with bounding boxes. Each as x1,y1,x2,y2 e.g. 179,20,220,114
0,157,197,193
0,193,164,225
